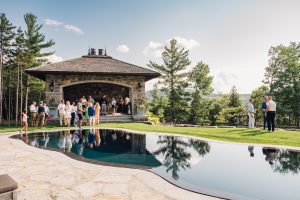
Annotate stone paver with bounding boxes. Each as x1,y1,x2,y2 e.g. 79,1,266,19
0,133,219,200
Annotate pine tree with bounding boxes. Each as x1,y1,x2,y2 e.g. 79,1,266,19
12,27,26,125
228,85,241,107
0,13,15,124
23,13,55,110
148,39,191,123
220,86,245,126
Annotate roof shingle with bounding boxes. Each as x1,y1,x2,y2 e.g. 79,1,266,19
26,55,160,81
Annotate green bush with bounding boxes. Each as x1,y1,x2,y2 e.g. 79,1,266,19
146,111,161,124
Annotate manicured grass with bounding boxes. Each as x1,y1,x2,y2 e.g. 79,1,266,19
1,123,300,147
100,123,300,147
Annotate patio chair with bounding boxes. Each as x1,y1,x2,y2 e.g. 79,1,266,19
0,174,18,200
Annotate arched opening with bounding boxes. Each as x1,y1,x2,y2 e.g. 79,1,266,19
62,82,132,114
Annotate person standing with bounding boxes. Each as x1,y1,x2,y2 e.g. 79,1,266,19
100,95,107,116
266,96,277,132
71,102,77,126
85,102,90,126
44,102,49,126
111,97,117,116
247,98,255,128
57,100,65,126
88,95,95,104
82,96,87,109
261,96,268,129
94,102,101,125
124,96,130,115
77,98,84,128
64,101,72,126
118,98,124,113
37,101,46,127
29,101,37,126
88,103,95,126
20,109,28,137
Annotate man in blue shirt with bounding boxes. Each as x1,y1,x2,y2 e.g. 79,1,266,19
261,96,268,129
88,103,95,126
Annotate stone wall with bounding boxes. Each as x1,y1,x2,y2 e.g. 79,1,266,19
45,74,146,115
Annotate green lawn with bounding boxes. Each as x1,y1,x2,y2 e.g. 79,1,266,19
1,123,300,147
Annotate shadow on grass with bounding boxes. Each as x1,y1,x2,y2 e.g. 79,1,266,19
227,129,269,137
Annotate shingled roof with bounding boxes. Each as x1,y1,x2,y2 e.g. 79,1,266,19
26,55,161,81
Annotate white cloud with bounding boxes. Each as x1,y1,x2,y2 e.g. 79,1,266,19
169,36,200,50
116,45,130,53
44,19,63,26
64,24,84,35
143,41,164,57
212,70,239,93
143,37,199,57
44,18,84,35
46,54,63,63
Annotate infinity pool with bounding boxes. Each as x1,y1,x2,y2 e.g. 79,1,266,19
12,129,300,200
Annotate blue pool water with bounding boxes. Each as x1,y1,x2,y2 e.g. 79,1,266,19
13,129,300,200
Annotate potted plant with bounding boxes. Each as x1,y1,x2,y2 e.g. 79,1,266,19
137,102,145,115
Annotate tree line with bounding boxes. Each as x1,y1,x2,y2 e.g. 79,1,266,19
0,12,54,125
148,40,300,128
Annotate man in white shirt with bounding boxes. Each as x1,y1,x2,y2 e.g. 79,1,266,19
266,96,277,132
247,98,255,128
29,101,37,126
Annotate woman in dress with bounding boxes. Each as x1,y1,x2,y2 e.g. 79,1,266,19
64,101,72,126
94,102,101,125
20,109,28,137
57,100,65,126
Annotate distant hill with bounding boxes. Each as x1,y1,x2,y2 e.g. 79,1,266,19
146,90,251,104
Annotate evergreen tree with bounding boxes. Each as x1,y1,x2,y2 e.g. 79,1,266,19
12,27,26,125
188,61,213,124
220,86,245,126
189,61,213,96
0,13,15,124
228,85,241,107
148,39,191,123
23,13,55,110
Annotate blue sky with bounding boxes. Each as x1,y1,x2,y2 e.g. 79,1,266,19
2,0,300,93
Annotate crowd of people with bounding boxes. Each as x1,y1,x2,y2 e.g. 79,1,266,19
19,95,131,136
247,96,277,131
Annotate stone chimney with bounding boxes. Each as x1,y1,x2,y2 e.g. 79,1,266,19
90,48,96,55
98,49,103,56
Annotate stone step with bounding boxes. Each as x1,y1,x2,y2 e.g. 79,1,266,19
47,115,133,124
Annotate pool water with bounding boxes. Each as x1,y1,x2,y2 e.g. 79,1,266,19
13,129,300,200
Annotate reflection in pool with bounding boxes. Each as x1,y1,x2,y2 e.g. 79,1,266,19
12,129,300,200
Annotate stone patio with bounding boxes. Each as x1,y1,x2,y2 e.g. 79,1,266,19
0,133,218,200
